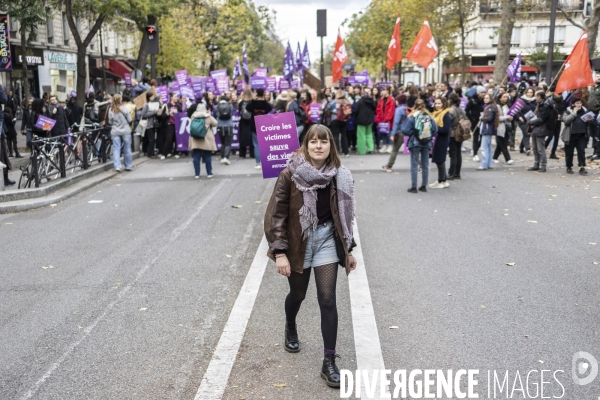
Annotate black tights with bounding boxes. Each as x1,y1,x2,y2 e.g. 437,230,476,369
285,263,338,351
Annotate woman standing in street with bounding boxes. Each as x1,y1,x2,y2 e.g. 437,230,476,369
562,97,592,175
189,104,218,178
429,97,451,189
447,93,465,180
107,94,133,172
517,87,536,155
264,124,357,388
238,88,254,159
493,93,514,165
477,94,499,170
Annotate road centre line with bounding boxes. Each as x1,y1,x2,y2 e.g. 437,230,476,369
20,180,226,400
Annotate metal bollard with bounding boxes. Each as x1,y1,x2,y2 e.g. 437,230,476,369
0,170,4,191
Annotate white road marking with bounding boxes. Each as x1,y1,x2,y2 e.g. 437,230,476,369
348,219,391,399
194,236,270,400
20,180,227,400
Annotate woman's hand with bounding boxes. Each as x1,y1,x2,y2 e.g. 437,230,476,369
276,255,291,277
506,116,513,121
348,254,357,271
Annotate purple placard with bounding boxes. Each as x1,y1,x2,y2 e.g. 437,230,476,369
156,85,169,104
377,82,392,90
190,76,204,99
507,98,526,117
403,135,410,154
175,70,188,86
174,112,190,152
279,79,290,91
290,78,300,89
250,76,267,89
179,84,194,100
254,112,299,179
205,78,215,94
460,97,468,110
35,115,57,130
309,103,321,123
210,69,228,79
354,75,368,85
377,122,390,134
124,73,132,88
346,77,356,85
214,77,229,95
339,77,348,88
266,77,277,92
171,81,179,92
253,68,267,78
236,80,246,95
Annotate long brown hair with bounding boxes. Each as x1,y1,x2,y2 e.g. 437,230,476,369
409,99,433,117
111,94,123,114
299,124,341,168
483,94,500,129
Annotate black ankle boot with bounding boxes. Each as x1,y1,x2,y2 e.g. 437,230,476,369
3,170,15,186
321,354,341,388
284,323,299,353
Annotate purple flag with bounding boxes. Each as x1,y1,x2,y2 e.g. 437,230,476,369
124,73,132,89
242,43,249,83
254,112,300,179
507,53,522,84
302,40,310,71
233,57,242,80
283,42,296,82
296,42,303,73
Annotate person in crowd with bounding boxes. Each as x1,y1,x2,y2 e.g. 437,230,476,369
466,85,486,162
429,97,452,188
317,90,332,127
300,90,314,142
263,124,357,389
407,85,419,108
353,89,376,155
493,92,514,165
526,91,551,173
447,93,466,180
3,106,20,158
544,92,568,160
48,95,70,137
6,89,15,111
140,92,159,158
374,87,396,153
562,97,592,175
162,92,183,159
517,87,536,155
382,94,408,172
30,99,49,139
189,103,218,179
402,99,438,193
275,91,289,113
21,98,33,153
371,87,381,149
245,88,273,169
238,88,255,159
214,93,234,165
107,94,133,172
0,82,10,180
66,96,83,131
438,82,452,99
586,73,600,160
203,91,216,115
328,90,350,157
287,91,307,141
84,92,99,123
476,93,498,171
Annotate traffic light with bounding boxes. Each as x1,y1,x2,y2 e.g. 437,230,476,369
146,25,159,54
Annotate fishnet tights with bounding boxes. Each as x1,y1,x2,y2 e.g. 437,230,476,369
285,263,338,351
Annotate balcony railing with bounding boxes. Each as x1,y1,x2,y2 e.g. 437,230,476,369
480,0,584,14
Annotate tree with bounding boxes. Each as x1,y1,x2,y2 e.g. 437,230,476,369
455,0,479,84
493,0,517,83
558,0,600,57
526,45,563,76
0,0,46,100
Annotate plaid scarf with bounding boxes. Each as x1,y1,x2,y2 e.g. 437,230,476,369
288,152,355,250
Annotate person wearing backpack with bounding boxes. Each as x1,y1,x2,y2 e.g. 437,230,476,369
374,87,396,153
238,88,254,159
526,91,551,173
189,103,218,178
447,93,468,180
214,95,234,165
402,99,438,193
327,90,351,156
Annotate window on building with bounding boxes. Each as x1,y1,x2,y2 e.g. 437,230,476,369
492,27,522,47
63,12,70,46
9,16,18,38
46,10,54,44
536,26,566,46
114,32,119,54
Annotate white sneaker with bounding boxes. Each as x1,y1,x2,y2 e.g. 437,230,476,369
254,164,261,169
385,145,392,153
476,166,486,170
207,174,214,178
507,159,514,165
429,182,445,189
167,153,172,158
473,155,480,162
175,155,180,159
428,181,440,188
493,159,499,164
462,146,466,152
220,158,226,164
223,158,231,165
194,175,200,179
443,182,450,188
0,161,6,168
470,149,474,156
160,155,166,160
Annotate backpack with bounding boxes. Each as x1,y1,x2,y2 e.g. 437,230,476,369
414,112,433,144
337,102,352,122
241,101,251,121
217,103,232,120
190,117,208,139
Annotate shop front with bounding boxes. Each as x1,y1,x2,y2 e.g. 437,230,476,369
10,46,44,101
89,58,133,94
39,50,77,101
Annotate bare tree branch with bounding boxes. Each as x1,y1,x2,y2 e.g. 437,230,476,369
557,6,585,30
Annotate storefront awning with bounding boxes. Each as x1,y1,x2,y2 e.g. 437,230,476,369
109,59,133,79
443,66,538,74
90,67,123,81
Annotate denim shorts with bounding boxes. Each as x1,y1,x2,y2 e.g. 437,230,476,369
303,221,339,269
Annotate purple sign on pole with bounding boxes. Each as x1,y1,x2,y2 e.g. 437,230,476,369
236,80,246,94
156,85,168,104
253,68,267,78
266,77,277,93
339,77,348,88
205,78,215,94
214,77,229,95
35,115,57,130
124,73,132,88
250,76,267,89
190,76,204,99
460,97,468,110
309,103,321,123
175,70,188,86
377,82,392,90
354,75,368,85
210,69,228,79
180,84,194,100
174,112,190,152
507,98,526,117
279,79,290,91
254,112,299,179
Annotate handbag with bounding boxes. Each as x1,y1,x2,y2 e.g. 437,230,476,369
135,118,148,135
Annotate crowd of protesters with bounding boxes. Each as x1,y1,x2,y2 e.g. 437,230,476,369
4,72,600,185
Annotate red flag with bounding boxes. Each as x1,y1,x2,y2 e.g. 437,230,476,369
555,31,594,93
332,29,348,83
386,17,402,70
405,20,438,69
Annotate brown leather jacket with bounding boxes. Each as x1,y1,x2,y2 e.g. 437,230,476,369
264,168,355,275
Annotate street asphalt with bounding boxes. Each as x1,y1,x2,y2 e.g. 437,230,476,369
1,148,599,399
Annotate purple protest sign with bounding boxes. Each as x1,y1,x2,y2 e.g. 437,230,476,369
175,70,188,86
279,79,290,91
250,76,267,89
156,85,169,104
354,75,368,85
460,97,468,110
210,69,228,79
346,77,356,85
253,68,267,78
236,80,246,94
403,135,410,154
180,84,194,100
377,122,390,134
124,73,132,88
507,98,525,117
171,81,179,92
205,78,215,94
174,112,190,152
377,82,392,90
309,103,321,123
35,115,57,130
290,78,300,89
214,108,241,150
266,77,277,93
214,77,229,95
339,77,348,88
254,111,299,179
190,76,204,99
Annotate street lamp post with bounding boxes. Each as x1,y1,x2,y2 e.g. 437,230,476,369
546,0,559,84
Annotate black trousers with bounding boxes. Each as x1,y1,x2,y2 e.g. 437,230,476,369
493,135,511,161
544,123,561,154
331,120,349,155
448,137,462,177
565,134,587,168
218,126,233,159
472,126,481,154
162,124,176,156
144,128,156,156
518,123,531,151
